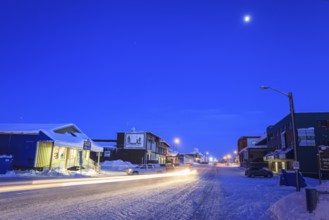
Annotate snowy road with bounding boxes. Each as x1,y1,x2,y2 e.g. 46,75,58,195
0,165,294,220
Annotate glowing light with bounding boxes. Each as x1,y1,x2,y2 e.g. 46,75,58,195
0,170,198,193
244,15,251,23
174,138,180,144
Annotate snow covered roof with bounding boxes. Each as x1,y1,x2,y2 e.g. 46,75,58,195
264,148,293,157
167,152,179,157
278,148,293,154
239,145,269,153
254,133,267,145
94,142,116,149
0,123,103,152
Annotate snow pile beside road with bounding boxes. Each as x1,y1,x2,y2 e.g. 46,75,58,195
100,160,135,171
0,167,100,178
269,180,329,220
0,170,16,177
43,168,99,177
1,159,134,178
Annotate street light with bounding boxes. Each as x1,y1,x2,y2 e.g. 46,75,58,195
172,138,180,152
260,85,300,192
174,138,180,145
233,150,238,164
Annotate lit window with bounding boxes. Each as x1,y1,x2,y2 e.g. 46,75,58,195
59,147,66,160
53,147,59,160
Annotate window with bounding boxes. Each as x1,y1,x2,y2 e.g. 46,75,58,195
53,147,66,160
318,120,329,128
70,149,77,159
59,147,66,160
53,147,59,159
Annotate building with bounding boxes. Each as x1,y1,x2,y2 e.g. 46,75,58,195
0,124,103,170
179,154,195,165
238,135,272,168
91,139,117,162
166,151,180,166
263,112,329,176
237,136,260,153
183,148,203,164
113,131,170,165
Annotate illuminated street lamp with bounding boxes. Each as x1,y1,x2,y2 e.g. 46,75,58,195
260,85,300,192
172,137,181,152
174,138,180,145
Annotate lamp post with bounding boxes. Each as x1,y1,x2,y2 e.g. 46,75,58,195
233,150,238,164
173,138,180,152
260,85,300,192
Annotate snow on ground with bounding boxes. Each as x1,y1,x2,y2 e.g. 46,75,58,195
0,162,328,220
216,165,328,220
270,181,329,220
0,167,100,178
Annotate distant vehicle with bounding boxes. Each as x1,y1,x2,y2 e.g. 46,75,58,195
245,167,273,178
126,164,165,175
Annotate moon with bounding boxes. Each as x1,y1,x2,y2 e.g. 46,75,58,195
244,15,251,23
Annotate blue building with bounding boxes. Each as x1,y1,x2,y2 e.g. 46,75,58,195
0,124,103,170
263,112,329,177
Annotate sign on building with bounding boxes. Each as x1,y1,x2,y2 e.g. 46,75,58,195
319,146,329,171
298,127,315,146
83,140,91,150
104,151,111,157
124,133,145,149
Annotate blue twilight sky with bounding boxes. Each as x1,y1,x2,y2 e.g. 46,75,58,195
1,0,329,158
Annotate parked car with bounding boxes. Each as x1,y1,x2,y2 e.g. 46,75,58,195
126,164,165,175
245,167,273,178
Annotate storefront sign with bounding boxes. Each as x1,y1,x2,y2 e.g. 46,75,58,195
293,161,300,170
124,133,145,149
320,158,329,170
83,140,91,150
319,147,329,171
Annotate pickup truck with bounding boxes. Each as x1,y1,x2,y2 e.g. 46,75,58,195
126,164,165,175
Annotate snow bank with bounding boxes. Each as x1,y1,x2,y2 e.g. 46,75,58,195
0,160,134,178
0,167,100,178
100,160,135,171
0,170,16,177
270,180,329,220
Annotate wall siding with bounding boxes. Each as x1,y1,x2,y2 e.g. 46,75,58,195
35,142,53,169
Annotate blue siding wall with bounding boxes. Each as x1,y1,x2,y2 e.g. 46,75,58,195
0,135,12,155
266,113,329,176
0,132,51,169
